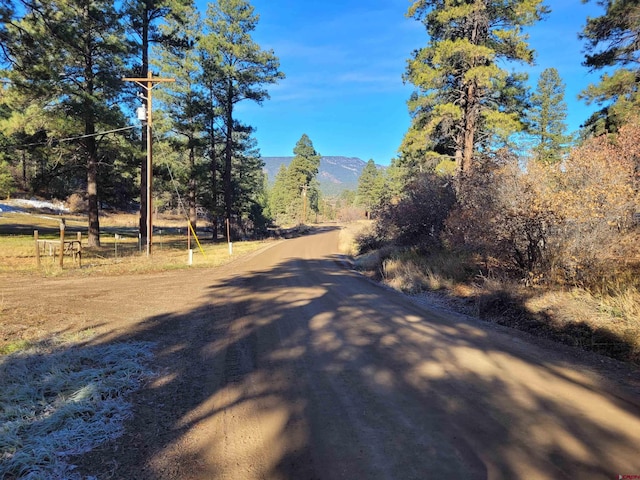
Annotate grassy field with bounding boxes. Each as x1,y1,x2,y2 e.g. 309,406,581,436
0,210,271,276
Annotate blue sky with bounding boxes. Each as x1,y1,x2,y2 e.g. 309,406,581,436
199,0,607,165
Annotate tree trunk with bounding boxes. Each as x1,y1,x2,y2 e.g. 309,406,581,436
188,141,197,233
83,7,100,247
87,138,100,247
21,150,27,188
209,85,218,241
458,2,484,178
223,82,234,240
462,80,477,175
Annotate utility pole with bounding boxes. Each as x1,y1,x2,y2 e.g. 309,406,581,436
122,71,175,255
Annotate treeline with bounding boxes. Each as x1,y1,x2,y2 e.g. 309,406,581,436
360,0,640,291
0,0,283,246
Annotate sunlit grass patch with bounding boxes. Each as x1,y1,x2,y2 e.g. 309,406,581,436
377,248,471,293
0,336,155,479
355,238,640,364
338,220,372,256
0,339,33,356
0,229,271,277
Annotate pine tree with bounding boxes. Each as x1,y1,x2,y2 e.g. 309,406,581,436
268,163,291,223
288,134,321,188
201,0,284,238
2,0,129,246
382,158,409,202
230,125,267,234
528,67,570,164
153,2,204,232
404,0,548,176
288,134,321,224
356,159,382,218
125,0,193,246
580,0,640,134
266,135,321,225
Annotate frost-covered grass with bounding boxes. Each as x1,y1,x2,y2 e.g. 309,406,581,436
0,336,155,479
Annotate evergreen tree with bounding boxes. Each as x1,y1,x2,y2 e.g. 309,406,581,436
153,2,205,232
2,0,129,246
201,0,284,238
287,134,321,224
580,0,640,135
527,67,570,164
382,158,409,202
0,159,15,198
307,178,321,221
0,86,61,194
268,163,292,224
404,0,548,176
199,42,224,239
288,134,321,188
125,0,193,246
356,159,382,218
230,125,267,235
266,135,321,225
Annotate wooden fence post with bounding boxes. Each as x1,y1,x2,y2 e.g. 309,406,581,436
34,230,40,268
77,231,82,267
59,220,65,268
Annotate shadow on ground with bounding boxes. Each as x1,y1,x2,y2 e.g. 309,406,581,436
6,233,640,479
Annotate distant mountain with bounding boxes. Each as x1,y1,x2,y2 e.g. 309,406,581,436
262,156,374,196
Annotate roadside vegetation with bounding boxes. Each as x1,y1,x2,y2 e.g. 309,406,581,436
350,124,640,365
345,1,640,365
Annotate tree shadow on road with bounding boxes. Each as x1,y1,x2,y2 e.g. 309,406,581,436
68,248,640,479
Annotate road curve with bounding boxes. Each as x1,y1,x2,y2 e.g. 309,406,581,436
83,226,640,479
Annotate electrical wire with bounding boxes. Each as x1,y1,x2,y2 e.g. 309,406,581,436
6,125,139,149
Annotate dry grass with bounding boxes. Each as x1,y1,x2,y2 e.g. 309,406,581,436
355,245,640,364
0,211,271,277
337,220,373,256
378,248,471,294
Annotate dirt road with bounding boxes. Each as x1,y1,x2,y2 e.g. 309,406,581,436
4,226,640,479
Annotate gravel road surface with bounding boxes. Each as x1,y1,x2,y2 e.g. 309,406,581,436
4,226,640,479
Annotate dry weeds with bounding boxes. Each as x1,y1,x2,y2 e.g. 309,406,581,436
355,246,640,365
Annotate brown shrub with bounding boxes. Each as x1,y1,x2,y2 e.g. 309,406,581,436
66,193,87,214
375,172,455,248
541,123,639,287
445,151,557,278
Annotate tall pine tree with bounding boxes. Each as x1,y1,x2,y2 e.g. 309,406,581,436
3,0,129,246
404,0,548,177
356,159,382,218
580,0,640,135
125,0,193,247
527,67,570,164
288,134,321,224
153,2,204,232
201,0,284,238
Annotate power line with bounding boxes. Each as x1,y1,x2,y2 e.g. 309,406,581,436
6,125,138,149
